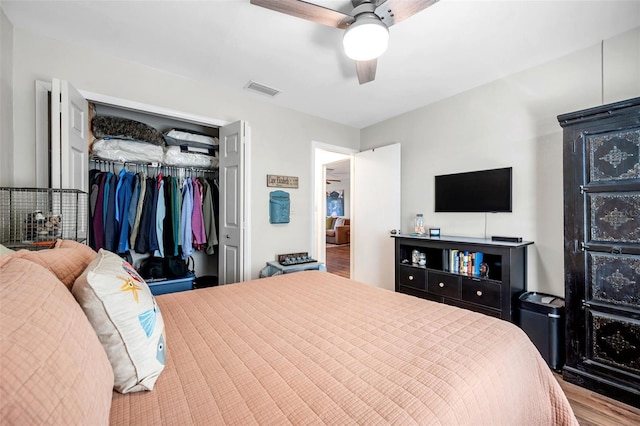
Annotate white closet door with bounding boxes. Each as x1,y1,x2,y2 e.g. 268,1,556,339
353,143,401,290
219,120,246,284
51,79,89,192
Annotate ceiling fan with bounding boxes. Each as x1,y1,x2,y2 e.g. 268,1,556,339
326,179,341,184
250,0,439,84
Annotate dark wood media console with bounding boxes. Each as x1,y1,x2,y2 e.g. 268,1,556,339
393,235,533,322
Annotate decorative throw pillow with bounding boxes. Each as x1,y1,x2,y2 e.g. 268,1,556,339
326,217,336,229
335,217,345,227
72,249,166,393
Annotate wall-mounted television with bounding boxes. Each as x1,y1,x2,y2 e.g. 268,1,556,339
435,167,512,213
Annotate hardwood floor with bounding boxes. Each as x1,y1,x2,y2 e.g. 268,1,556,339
325,244,639,425
325,244,350,278
554,373,640,425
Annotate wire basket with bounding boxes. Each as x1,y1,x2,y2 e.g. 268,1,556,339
0,187,88,250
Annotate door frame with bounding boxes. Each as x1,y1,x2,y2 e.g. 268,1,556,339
311,141,357,271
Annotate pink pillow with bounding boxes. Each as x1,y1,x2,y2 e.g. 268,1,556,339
0,257,114,424
11,239,97,290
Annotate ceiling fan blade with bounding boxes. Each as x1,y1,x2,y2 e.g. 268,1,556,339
356,59,377,84
375,0,439,27
251,0,354,29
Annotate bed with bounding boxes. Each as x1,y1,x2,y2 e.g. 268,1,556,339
110,271,577,425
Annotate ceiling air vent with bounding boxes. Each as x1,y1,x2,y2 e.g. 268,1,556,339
244,80,280,97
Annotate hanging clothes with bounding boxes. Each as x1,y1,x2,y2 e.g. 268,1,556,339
88,169,100,249
89,161,217,260
147,176,159,253
127,173,141,248
200,178,218,255
162,175,175,257
90,172,107,251
104,173,118,252
209,178,220,238
154,175,165,258
102,171,112,227
130,171,147,249
116,168,135,253
191,178,206,250
172,176,182,255
134,177,156,253
180,178,194,259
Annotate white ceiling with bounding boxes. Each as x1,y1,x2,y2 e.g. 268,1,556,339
2,0,639,128
326,159,350,180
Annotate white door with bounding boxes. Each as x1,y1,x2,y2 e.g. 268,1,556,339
218,121,248,284
352,143,401,290
51,79,89,192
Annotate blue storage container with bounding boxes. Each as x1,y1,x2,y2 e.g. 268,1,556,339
148,272,195,296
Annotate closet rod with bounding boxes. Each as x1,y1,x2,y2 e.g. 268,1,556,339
90,158,218,175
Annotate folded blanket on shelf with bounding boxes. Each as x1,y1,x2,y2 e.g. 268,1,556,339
91,138,164,164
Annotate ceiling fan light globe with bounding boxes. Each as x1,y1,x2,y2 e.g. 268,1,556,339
343,17,389,61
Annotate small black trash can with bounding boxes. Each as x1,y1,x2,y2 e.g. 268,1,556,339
518,292,565,371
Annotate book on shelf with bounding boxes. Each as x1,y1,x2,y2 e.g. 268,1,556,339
447,249,484,277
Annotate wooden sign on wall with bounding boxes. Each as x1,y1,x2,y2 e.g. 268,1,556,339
267,174,298,188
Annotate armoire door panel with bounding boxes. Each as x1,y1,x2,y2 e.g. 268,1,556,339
589,252,640,308
589,311,640,376
587,128,640,183
588,192,640,243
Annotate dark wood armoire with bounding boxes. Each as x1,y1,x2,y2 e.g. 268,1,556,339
558,97,640,408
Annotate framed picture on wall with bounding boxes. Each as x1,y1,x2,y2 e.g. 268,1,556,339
326,190,344,217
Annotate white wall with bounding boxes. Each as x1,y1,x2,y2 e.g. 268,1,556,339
0,8,13,186
8,27,360,279
360,27,640,297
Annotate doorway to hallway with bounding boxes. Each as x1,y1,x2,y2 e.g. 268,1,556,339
312,143,355,278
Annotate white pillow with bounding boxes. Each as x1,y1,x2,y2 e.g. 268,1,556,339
72,249,166,393
164,129,219,148
335,217,345,227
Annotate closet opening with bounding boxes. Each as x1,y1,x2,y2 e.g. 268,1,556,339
36,79,251,285
87,102,222,283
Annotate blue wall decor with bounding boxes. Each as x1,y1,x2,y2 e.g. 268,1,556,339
269,190,290,224
326,190,344,217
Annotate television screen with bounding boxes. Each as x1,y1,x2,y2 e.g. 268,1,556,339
435,167,512,213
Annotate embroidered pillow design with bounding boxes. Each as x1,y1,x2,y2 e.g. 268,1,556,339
72,249,166,393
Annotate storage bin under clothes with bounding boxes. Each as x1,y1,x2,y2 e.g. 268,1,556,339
146,272,196,296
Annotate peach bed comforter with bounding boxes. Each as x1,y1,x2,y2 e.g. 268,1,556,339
110,271,577,425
